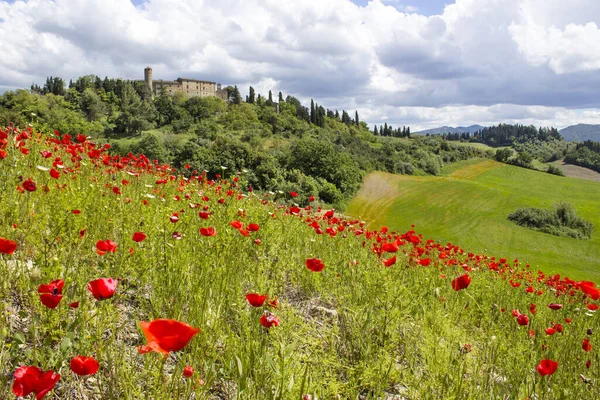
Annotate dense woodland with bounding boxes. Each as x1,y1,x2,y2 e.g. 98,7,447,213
0,75,492,209
565,140,600,173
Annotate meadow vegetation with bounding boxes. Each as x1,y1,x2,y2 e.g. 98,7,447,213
1,126,600,399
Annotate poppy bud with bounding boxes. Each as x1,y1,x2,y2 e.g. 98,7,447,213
588,328,593,336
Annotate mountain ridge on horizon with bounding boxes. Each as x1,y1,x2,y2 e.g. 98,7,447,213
414,125,486,135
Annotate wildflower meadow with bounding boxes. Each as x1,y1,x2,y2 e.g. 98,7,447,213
1,125,599,399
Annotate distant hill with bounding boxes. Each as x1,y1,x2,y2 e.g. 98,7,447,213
559,124,600,142
415,125,486,135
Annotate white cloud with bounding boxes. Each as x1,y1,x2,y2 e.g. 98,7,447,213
1,0,600,129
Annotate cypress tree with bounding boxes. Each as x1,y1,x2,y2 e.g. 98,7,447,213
355,111,359,126
248,86,255,104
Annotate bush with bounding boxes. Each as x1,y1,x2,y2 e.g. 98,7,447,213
547,165,564,176
508,202,593,239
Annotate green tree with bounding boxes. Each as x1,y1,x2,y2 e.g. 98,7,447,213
80,88,107,122
248,87,255,104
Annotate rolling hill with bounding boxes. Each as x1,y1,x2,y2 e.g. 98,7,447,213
347,159,600,281
559,124,600,142
414,125,486,135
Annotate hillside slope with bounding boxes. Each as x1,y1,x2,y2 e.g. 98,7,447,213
1,127,600,399
347,159,600,281
560,124,600,142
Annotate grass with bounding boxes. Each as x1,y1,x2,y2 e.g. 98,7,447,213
347,159,600,281
2,128,600,399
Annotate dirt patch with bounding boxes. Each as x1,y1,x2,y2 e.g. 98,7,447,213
558,161,600,182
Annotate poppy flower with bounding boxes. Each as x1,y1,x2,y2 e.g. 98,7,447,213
49,168,60,179
290,191,298,198
381,242,399,253
306,258,325,272
0,237,17,254
260,311,280,328
580,281,600,300
198,211,210,220
200,227,216,237
309,196,315,202
40,150,53,158
38,279,64,309
383,256,396,267
137,319,200,354
268,297,279,308
12,366,60,400
183,366,194,378
548,303,563,310
418,258,431,266
170,213,179,223
451,274,471,291
536,359,558,376
95,240,117,255
517,314,529,326
583,338,592,352
70,356,99,376
247,223,260,232
230,220,243,229
23,178,37,192
69,302,79,309
545,327,556,335
132,232,147,243
246,293,267,307
588,304,599,311
88,278,118,300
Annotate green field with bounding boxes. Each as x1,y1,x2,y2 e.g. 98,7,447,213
347,159,600,281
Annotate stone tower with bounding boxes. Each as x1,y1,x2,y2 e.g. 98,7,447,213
144,66,153,93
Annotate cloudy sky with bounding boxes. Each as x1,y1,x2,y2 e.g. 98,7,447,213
2,0,600,130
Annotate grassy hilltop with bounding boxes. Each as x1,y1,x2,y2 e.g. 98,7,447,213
347,159,600,281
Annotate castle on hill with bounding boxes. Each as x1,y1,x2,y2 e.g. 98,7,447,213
141,67,228,100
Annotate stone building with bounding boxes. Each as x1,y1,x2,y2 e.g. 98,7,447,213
142,67,228,100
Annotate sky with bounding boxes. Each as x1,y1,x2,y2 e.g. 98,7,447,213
2,0,600,131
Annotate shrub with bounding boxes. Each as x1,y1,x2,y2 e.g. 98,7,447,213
546,165,564,176
508,202,593,239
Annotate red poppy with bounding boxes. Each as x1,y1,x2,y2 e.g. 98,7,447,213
306,258,325,272
132,232,147,243
517,314,529,326
588,304,599,311
95,240,117,255
49,168,60,179
583,338,592,352
40,150,53,158
545,327,556,335
246,293,267,307
198,211,210,220
230,220,243,229
88,278,118,300
170,213,179,223
587,360,592,369
23,178,37,192
548,303,563,310
529,303,537,315
309,195,315,202
536,359,558,376
451,274,471,291
260,311,280,328
290,191,298,198
0,237,17,254
268,297,279,308
38,279,64,309
247,223,260,232
137,319,200,354
12,366,60,400
183,366,194,378
580,281,600,300
200,227,216,237
383,256,396,267
381,242,399,253
69,302,79,309
70,356,99,376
